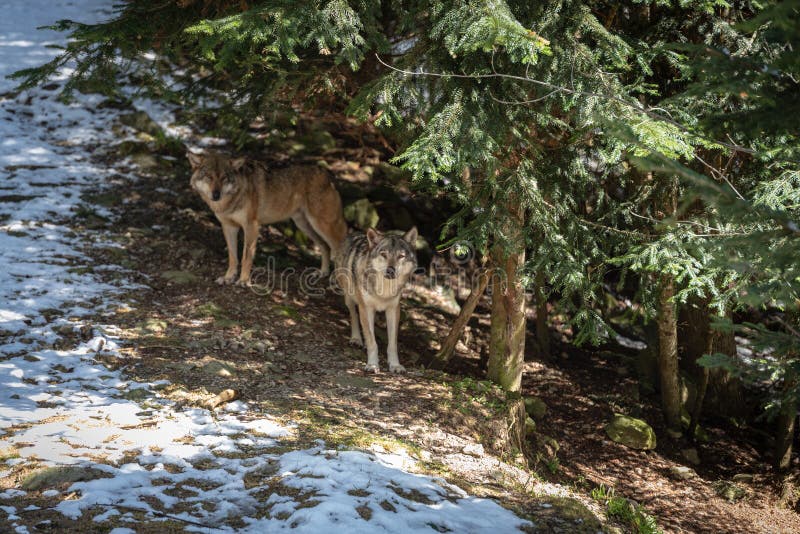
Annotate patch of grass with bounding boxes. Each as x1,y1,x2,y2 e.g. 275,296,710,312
296,406,422,460
277,305,299,320
379,499,397,512
0,446,19,461
450,376,508,414
195,302,227,319
544,457,560,474
356,504,372,520
591,484,662,534
390,484,436,505
194,302,239,328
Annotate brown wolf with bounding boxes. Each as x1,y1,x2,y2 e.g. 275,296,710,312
335,227,418,372
187,151,347,285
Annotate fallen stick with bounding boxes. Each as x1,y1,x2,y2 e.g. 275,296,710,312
424,269,490,370
205,389,238,410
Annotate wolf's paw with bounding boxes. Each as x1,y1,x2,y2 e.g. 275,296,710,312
389,364,406,373
236,278,252,288
216,275,237,285
348,337,364,348
364,363,380,373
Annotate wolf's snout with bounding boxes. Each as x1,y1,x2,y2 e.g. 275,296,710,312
211,189,221,201
385,266,396,279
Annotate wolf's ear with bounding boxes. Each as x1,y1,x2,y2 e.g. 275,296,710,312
231,157,247,171
366,228,382,248
403,226,418,246
187,151,204,169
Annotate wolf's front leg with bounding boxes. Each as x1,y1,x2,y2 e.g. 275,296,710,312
345,294,362,346
237,220,259,286
359,304,379,372
386,303,405,373
217,222,240,285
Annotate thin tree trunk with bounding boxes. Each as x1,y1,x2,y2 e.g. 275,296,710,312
487,247,529,461
658,273,681,433
425,269,490,370
775,376,797,471
688,324,712,441
534,270,549,359
487,249,527,392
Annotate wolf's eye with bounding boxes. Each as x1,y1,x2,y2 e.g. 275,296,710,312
398,253,406,259
380,251,389,258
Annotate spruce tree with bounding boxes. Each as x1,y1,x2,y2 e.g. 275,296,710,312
15,0,800,464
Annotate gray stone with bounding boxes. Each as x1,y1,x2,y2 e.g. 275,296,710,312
130,153,159,169
524,396,547,420
604,414,657,450
525,416,536,436
20,466,109,491
161,270,200,285
732,473,754,483
713,480,746,502
343,198,379,230
462,443,484,457
669,466,697,480
200,360,236,377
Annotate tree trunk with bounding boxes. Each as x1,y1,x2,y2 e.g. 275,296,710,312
658,273,681,433
688,325,713,441
487,248,528,460
775,376,797,471
534,270,549,359
505,396,529,466
679,296,712,440
703,317,750,419
487,248,527,392
425,269,490,370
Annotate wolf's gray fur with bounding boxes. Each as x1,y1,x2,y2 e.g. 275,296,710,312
335,227,418,372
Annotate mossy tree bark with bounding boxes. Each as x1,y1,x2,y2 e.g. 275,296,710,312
657,273,682,433
488,249,527,392
486,199,528,459
775,374,797,470
488,255,528,459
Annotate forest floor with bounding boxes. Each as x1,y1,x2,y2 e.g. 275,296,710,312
1,1,799,533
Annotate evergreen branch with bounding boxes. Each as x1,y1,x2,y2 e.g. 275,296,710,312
627,211,750,237
374,53,757,156
695,151,745,201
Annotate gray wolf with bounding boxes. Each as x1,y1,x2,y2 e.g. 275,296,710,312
335,227,418,372
187,151,347,285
